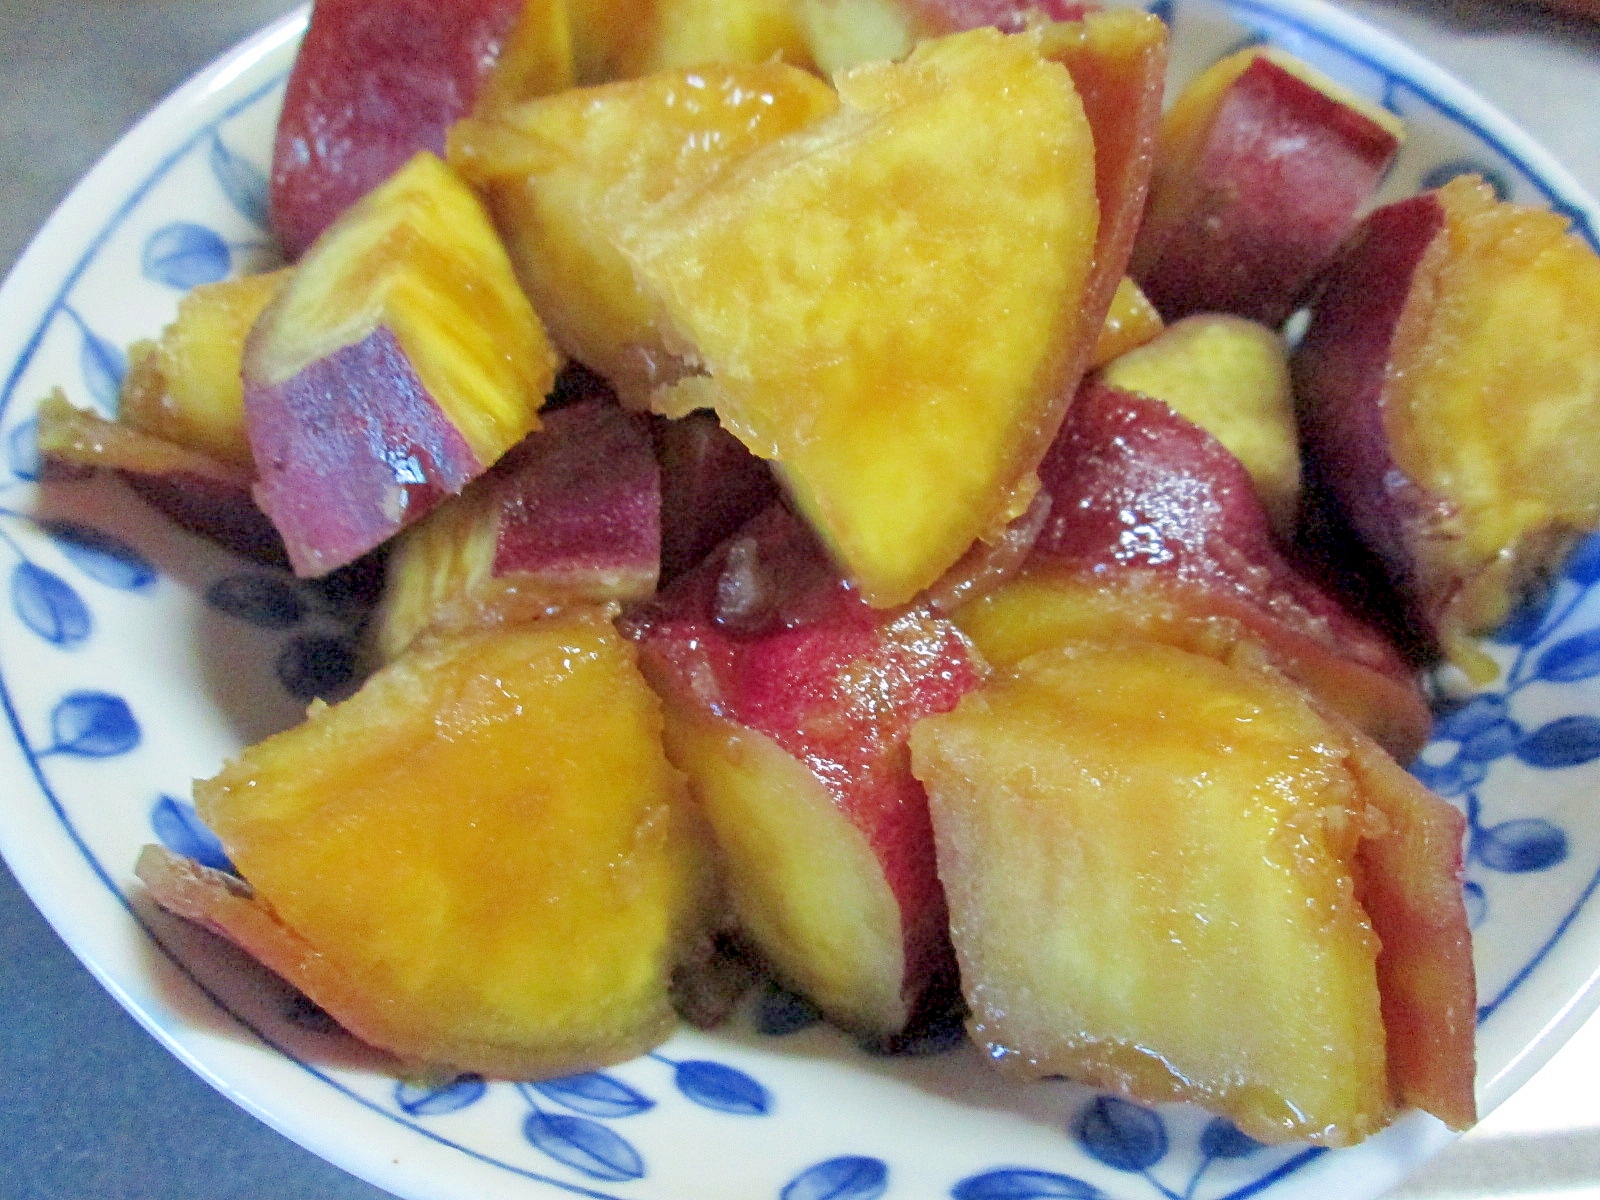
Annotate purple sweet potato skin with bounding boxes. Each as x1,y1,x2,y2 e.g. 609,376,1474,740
1293,193,1448,617
491,400,660,591
247,326,482,577
1134,56,1401,326
653,412,778,585
269,0,524,259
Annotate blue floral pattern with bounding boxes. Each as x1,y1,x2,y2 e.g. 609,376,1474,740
1,2,1599,1199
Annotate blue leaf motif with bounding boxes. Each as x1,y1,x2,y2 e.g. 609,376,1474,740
756,982,824,1035
1517,715,1600,769
1475,819,1569,873
395,1074,487,1116
1146,0,1173,24
76,318,126,410
1536,629,1600,684
142,222,231,289
1566,535,1600,586
150,795,232,871
521,1111,644,1182
951,1168,1104,1199
781,1156,888,1200
1435,694,1510,743
522,1073,654,1119
207,573,305,629
12,562,90,646
1410,754,1486,798
43,520,157,591
673,1059,769,1115
1463,880,1487,929
49,691,139,756
1490,586,1553,646
1457,718,1522,764
8,418,41,481
210,133,270,227
276,634,359,702
1074,1095,1167,1173
1198,1117,1261,1161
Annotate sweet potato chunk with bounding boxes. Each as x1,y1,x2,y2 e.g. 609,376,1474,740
268,0,557,257
35,390,286,565
953,382,1431,763
375,400,660,660
1131,46,1402,324
245,152,558,577
625,27,1100,606
449,60,837,403
120,269,290,470
1296,175,1600,674
1098,314,1299,534
188,614,713,1078
1088,277,1162,369
630,505,982,1034
912,642,1398,1145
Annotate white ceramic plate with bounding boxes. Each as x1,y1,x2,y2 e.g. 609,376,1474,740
3,2,1599,1197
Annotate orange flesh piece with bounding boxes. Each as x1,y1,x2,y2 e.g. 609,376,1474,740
251,152,556,468
1386,175,1600,648
194,615,711,1078
35,390,250,486
911,641,1392,1146
1096,314,1300,535
1346,736,1477,1131
1088,277,1163,368
121,269,290,470
449,61,838,404
628,27,1099,606
659,712,911,1034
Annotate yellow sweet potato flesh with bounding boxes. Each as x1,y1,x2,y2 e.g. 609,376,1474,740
36,389,250,486
658,709,908,1035
194,614,712,1077
910,641,1392,1146
791,0,921,77
1098,314,1299,534
1387,175,1600,649
627,27,1099,606
249,152,557,468
121,269,290,470
473,0,575,113
451,61,836,403
373,481,519,663
1088,277,1163,369
623,0,813,78
565,0,811,84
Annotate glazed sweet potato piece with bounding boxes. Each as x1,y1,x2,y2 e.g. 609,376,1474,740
953,382,1431,763
626,27,1100,606
34,390,286,565
375,400,660,660
629,506,983,1035
165,614,714,1078
1296,175,1600,676
910,640,1474,1146
120,269,290,470
1130,46,1402,324
269,0,571,257
245,152,558,577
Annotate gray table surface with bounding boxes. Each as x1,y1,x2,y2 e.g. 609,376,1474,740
3,2,1599,1198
